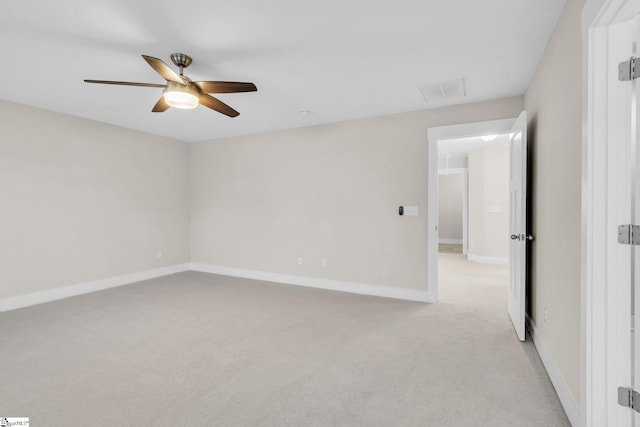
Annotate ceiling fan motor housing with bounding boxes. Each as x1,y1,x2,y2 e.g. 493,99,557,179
170,53,192,69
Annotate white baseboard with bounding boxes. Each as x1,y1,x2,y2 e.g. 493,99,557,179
190,263,430,303
0,263,191,312
526,314,581,426
467,254,509,265
1,262,428,312
439,238,463,244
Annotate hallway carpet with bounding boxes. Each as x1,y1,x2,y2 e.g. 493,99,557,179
0,266,569,426
438,243,463,254
438,252,510,312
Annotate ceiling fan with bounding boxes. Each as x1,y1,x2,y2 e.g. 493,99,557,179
84,53,256,117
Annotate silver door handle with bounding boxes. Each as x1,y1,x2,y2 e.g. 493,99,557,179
511,234,535,241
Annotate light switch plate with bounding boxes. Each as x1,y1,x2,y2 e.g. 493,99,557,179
403,206,418,216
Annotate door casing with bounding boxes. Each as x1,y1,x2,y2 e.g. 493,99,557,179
427,118,515,303
583,0,640,425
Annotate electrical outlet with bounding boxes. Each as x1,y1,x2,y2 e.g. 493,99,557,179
156,250,163,260
297,257,303,266
321,258,327,268
543,306,548,324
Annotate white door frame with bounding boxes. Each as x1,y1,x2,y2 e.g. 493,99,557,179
427,118,516,303
583,1,640,425
438,167,468,254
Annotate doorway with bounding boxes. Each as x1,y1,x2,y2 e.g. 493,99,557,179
428,113,530,339
436,134,511,309
427,118,516,303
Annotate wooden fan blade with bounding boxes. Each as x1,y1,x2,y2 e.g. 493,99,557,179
142,55,184,84
152,97,170,112
199,94,239,117
193,81,257,94
84,80,166,88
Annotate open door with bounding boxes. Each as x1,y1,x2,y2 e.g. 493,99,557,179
508,111,529,341
586,10,640,424
617,16,640,425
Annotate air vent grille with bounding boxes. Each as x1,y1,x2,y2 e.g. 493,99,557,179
419,76,466,104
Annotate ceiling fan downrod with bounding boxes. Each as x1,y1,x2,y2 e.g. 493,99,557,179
170,53,192,76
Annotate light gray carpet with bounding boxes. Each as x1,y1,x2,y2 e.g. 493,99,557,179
438,243,463,254
0,264,569,426
439,252,510,312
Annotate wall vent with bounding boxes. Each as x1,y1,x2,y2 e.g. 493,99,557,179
419,76,466,104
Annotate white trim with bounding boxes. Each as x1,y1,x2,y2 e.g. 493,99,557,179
463,170,468,255
438,167,467,175
467,254,509,266
0,262,429,312
581,3,594,424
527,314,581,427
439,238,463,244
583,1,640,426
0,264,191,312
427,118,516,302
428,128,440,302
428,118,516,141
190,263,430,303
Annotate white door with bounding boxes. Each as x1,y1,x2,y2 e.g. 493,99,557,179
585,3,640,425
631,19,640,427
612,16,640,426
508,111,528,342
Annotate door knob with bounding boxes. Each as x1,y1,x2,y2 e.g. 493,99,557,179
511,234,534,241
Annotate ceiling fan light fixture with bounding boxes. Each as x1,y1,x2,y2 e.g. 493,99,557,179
85,54,254,116
163,82,199,109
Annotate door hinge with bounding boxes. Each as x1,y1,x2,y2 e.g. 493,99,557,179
619,57,640,81
618,387,640,413
618,224,640,245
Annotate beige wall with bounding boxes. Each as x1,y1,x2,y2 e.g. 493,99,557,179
524,0,583,405
468,144,510,259
438,173,464,241
0,100,191,299
191,97,523,291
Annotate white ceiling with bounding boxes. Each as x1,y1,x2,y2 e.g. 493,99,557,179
438,134,510,159
0,1,566,142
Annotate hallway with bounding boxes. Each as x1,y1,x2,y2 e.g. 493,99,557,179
438,250,509,312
